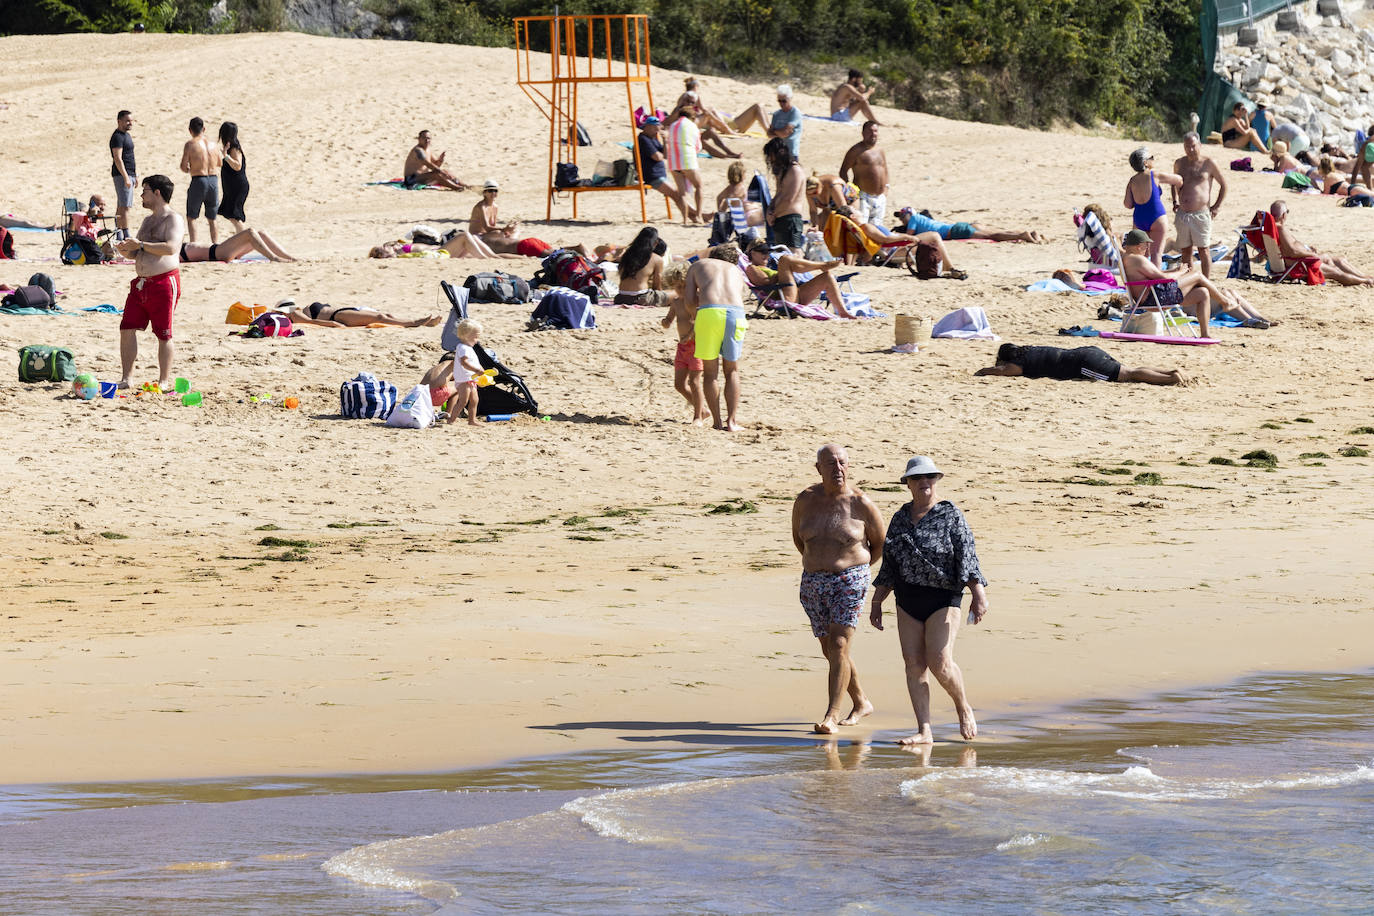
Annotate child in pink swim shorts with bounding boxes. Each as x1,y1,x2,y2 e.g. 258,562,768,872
658,262,705,425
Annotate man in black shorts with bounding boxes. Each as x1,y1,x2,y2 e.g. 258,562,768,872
975,343,1186,385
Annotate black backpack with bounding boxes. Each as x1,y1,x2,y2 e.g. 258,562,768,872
61,235,105,265
464,271,531,304
473,343,539,416
2,285,54,310
532,249,604,299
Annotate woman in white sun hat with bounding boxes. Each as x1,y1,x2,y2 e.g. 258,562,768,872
869,455,987,745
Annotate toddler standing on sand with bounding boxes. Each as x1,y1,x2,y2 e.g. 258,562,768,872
446,318,485,427
659,262,705,425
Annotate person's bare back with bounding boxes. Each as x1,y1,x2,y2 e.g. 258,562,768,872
181,136,218,176
684,255,745,314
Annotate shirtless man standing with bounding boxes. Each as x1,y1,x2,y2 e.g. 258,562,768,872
830,70,880,124
404,130,468,191
1170,132,1226,278
682,244,749,431
839,121,889,227
180,118,221,245
792,444,885,735
764,138,808,253
114,175,186,390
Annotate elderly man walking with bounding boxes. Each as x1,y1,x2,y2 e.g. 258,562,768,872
1170,131,1227,278
792,444,885,735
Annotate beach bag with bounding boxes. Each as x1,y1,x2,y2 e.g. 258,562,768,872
1229,157,1253,172
61,235,104,265
18,345,77,382
613,158,636,186
0,226,13,259
910,242,941,280
3,285,54,310
555,162,580,188
245,312,295,338
1343,195,1373,208
529,287,596,330
385,383,435,429
339,371,397,419
534,249,604,298
226,302,268,325
1281,171,1312,189
464,271,531,304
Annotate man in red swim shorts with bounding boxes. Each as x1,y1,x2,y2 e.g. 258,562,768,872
115,174,186,390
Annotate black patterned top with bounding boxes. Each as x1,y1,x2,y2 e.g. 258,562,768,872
873,500,986,591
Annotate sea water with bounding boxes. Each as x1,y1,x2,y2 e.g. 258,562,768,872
2,671,1372,915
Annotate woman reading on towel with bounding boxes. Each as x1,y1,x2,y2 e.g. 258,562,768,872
975,343,1186,385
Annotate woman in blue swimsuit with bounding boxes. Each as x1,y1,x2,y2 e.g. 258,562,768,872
1123,146,1182,266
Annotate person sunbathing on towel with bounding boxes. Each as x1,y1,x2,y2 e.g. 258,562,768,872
369,229,519,260
1267,140,1302,174
975,343,1187,385
282,301,441,328
895,207,1046,243
743,237,856,318
1316,157,1374,203
180,228,296,262
1270,200,1374,286
1121,228,1274,335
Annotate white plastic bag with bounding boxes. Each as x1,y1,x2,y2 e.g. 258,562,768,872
385,383,435,429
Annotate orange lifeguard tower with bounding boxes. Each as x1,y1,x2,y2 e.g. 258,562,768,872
514,13,668,221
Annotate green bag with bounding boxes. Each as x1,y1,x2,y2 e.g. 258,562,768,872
17,345,77,382
1280,171,1312,190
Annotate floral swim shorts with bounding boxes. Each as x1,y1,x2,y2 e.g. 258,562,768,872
799,564,870,638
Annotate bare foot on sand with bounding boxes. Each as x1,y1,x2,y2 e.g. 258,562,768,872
897,727,933,746
838,700,874,726
814,718,838,735
410,315,442,328
958,706,978,740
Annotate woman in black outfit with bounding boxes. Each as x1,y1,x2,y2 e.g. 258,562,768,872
218,121,249,232
869,456,987,745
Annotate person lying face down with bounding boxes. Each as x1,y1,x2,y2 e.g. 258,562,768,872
974,343,1186,385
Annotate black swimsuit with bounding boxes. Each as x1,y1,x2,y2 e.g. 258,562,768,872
306,302,360,321
895,584,963,623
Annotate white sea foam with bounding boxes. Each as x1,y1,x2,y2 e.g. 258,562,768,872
322,833,458,901
995,833,1051,851
562,778,744,845
899,762,1374,803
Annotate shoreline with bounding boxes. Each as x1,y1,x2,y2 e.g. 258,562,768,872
4,32,1374,791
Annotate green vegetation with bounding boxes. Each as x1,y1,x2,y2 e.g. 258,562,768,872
1208,456,1236,466
708,499,759,514
1298,452,1331,459
1349,426,1374,435
257,536,314,548
98,531,129,539
9,0,1204,136
1241,449,1278,468
1132,472,1164,485
1339,446,1369,458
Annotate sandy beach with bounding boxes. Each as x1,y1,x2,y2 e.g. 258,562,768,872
3,32,1374,785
